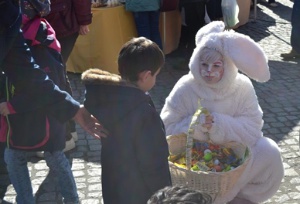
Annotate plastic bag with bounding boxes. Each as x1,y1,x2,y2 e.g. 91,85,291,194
221,0,239,28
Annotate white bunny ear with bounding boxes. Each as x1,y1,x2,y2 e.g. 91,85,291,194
194,22,270,83
195,21,225,46
222,32,270,82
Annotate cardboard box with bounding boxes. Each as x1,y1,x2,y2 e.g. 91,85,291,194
234,0,251,28
159,10,182,55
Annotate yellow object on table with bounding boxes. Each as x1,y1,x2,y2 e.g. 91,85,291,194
66,5,137,74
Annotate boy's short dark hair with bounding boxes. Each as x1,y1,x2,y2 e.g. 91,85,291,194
118,37,165,82
147,185,212,204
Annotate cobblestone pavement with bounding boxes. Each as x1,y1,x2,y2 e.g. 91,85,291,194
2,0,300,203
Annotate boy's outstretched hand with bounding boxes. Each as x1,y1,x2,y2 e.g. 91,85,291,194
73,105,108,139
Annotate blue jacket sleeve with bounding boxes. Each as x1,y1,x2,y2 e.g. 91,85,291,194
1,21,79,123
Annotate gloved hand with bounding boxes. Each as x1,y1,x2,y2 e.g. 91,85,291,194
199,111,214,131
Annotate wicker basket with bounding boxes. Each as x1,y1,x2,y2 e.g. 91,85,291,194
167,134,250,201
167,102,251,202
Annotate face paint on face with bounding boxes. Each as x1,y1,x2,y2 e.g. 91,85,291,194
201,69,221,77
199,59,224,84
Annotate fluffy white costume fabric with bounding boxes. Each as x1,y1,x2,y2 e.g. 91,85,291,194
161,21,284,203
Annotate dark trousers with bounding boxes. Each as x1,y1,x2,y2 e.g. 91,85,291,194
57,32,78,97
206,0,223,20
57,33,79,138
179,0,223,60
133,11,162,49
291,0,300,53
179,1,206,60
182,2,206,45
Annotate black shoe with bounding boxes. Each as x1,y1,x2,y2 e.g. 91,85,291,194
280,49,300,59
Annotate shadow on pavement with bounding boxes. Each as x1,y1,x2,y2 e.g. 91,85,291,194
242,1,294,43
258,0,292,22
254,59,300,142
237,15,275,42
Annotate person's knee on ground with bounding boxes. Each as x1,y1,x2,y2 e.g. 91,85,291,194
235,137,284,203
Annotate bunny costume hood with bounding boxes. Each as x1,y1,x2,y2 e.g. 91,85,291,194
189,21,270,93
161,21,271,143
161,22,283,203
192,21,270,81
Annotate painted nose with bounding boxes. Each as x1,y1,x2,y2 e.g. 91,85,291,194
207,64,213,72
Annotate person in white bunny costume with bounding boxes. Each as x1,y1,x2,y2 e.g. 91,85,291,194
160,21,284,204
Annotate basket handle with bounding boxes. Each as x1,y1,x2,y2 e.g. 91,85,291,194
186,100,209,170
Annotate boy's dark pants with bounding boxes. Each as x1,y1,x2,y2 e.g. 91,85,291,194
0,143,10,199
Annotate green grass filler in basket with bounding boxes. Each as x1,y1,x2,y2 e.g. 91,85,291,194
168,141,249,172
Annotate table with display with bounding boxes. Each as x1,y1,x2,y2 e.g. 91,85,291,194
66,1,252,74
66,5,181,74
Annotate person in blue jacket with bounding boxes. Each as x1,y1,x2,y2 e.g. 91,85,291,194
125,0,163,49
82,37,172,204
0,0,107,203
